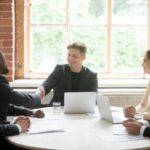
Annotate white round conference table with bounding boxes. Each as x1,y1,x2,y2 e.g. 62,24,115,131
7,107,150,150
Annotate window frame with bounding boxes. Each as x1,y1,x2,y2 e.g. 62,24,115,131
15,0,150,79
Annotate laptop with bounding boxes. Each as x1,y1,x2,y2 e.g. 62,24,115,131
96,95,127,124
64,92,97,114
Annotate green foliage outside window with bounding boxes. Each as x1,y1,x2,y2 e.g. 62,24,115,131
29,0,148,77
113,27,146,70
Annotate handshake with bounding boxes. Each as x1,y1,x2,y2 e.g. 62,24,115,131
36,85,45,102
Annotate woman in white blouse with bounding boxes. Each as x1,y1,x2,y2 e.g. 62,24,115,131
123,50,150,120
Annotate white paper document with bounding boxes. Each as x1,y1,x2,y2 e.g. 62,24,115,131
99,125,146,142
113,125,145,141
29,127,65,135
28,118,65,135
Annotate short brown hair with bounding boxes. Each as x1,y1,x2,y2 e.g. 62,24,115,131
0,51,9,74
145,50,150,60
67,42,87,54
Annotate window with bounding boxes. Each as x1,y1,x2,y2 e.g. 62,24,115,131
24,0,150,79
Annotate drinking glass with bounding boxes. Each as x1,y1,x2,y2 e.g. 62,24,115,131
52,102,61,114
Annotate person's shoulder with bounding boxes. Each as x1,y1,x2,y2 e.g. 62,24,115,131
54,64,68,70
53,64,69,74
55,64,66,68
82,66,97,75
0,75,9,90
0,75,8,83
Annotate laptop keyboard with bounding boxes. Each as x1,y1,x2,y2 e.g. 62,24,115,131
112,112,126,123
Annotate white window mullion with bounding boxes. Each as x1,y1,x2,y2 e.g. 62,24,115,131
147,0,150,49
106,0,112,73
66,0,71,45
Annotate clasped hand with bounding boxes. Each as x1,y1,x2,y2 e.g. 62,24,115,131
14,116,31,133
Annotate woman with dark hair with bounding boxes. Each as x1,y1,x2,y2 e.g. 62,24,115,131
123,50,150,138
0,51,44,149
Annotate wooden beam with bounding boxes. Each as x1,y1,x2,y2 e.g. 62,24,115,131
15,0,24,79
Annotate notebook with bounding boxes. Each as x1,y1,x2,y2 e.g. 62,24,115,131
96,95,127,124
64,92,97,114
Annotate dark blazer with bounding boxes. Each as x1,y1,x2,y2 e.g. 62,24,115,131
0,75,41,137
0,122,19,138
42,64,98,106
143,126,150,138
0,75,41,121
0,105,30,138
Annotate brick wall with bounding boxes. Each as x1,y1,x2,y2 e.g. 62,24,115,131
0,0,14,81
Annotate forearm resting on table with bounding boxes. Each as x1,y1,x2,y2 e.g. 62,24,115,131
136,104,150,120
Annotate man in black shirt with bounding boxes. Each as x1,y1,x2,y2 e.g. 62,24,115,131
37,42,98,106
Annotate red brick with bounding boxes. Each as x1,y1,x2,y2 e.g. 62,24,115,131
7,75,13,82
2,40,12,47
8,68,13,75
5,54,12,61
0,4,12,11
0,19,12,26
0,12,12,18
0,26,12,32
0,0,12,3
0,33,12,39
0,0,14,81
8,68,13,74
0,49,4,53
0,40,2,47
7,61,12,68
1,47,12,53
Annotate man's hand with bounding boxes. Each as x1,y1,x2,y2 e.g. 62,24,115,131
122,118,143,135
36,86,45,101
33,110,45,118
14,116,31,133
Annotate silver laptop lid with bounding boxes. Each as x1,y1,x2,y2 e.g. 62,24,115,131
64,92,97,114
97,95,114,122
97,95,126,124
